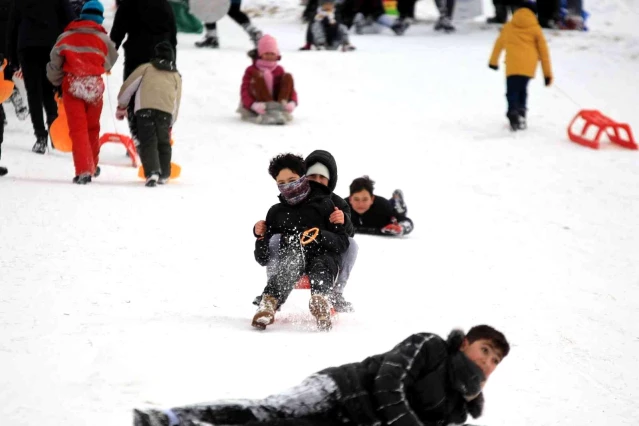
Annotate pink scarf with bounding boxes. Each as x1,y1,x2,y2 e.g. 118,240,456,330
256,59,278,98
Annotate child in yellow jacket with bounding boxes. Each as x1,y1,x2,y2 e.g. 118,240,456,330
488,2,553,131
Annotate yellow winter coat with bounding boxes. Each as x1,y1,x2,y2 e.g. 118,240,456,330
489,8,553,80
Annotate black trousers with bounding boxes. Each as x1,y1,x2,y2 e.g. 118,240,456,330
397,0,417,19
205,3,251,29
538,0,560,27
19,47,58,138
435,0,455,18
135,109,172,178
262,242,339,305
506,75,530,116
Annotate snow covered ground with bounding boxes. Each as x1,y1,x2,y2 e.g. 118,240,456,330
1,0,638,425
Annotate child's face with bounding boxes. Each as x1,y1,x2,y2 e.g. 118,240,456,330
321,3,335,13
276,168,300,185
260,52,278,62
350,190,374,215
307,174,329,187
461,338,503,383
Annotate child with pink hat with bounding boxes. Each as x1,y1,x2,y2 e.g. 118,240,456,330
238,35,298,125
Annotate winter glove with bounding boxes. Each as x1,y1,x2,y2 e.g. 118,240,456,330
381,222,404,236
488,64,498,71
115,106,128,121
284,101,296,113
251,102,266,115
545,76,553,86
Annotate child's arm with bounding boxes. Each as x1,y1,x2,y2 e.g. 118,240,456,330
254,208,275,266
116,64,148,108
536,28,553,84
46,40,66,87
240,67,257,110
103,36,119,73
488,28,506,69
373,333,449,426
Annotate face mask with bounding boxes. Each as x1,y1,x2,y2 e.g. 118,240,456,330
278,176,311,205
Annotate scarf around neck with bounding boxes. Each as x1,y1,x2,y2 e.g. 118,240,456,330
279,176,311,206
256,59,278,97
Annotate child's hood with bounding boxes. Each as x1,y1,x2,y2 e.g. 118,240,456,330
511,8,539,29
64,19,107,34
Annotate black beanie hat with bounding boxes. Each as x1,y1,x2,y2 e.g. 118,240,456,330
154,41,175,62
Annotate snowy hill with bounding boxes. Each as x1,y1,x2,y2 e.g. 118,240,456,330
0,0,638,425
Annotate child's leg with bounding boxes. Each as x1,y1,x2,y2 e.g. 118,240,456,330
86,100,103,175
277,74,295,103
505,76,520,116
155,112,172,179
335,238,358,293
253,73,274,102
397,0,417,20
262,244,305,302
325,21,340,46
64,94,93,176
135,109,161,177
311,21,328,46
137,374,339,426
519,77,530,117
307,255,339,295
228,2,251,26
266,234,282,281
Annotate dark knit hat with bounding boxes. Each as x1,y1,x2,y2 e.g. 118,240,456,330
80,0,105,25
154,41,175,62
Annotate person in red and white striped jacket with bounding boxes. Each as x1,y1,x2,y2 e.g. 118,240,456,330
46,0,118,184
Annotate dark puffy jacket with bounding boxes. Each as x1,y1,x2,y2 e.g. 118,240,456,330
110,0,177,73
255,181,350,266
319,330,486,426
305,150,354,238
7,0,75,62
348,195,395,235
0,0,11,56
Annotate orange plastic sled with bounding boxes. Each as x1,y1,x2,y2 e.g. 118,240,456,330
49,97,72,152
138,162,182,180
0,59,14,103
568,109,637,150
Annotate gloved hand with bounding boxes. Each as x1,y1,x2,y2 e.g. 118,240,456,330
251,102,266,115
115,106,127,120
545,76,553,86
488,64,498,71
381,222,404,236
284,101,296,113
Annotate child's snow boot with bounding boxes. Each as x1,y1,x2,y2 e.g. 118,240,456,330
72,173,92,184
133,408,171,426
392,18,410,35
330,292,354,313
434,16,455,32
32,135,48,154
507,110,520,131
146,173,160,187
252,295,279,329
195,36,220,48
263,102,286,125
390,189,407,218
309,294,332,331
243,24,263,46
518,110,527,130
94,166,101,178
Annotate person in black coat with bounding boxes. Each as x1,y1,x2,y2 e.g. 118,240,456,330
253,150,357,313
110,0,177,142
7,0,75,154
348,176,414,236
133,325,510,426
251,153,350,331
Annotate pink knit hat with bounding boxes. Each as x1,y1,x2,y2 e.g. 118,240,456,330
258,35,280,57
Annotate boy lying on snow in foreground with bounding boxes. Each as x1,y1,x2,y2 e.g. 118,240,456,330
134,325,509,426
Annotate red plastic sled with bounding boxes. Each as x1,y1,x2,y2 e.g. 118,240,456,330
568,109,637,150
99,133,138,166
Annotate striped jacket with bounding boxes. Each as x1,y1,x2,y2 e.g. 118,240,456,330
47,20,118,87
319,331,486,426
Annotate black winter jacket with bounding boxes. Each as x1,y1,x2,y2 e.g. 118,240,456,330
110,0,177,70
305,150,354,238
0,0,11,57
320,330,486,426
255,181,350,266
7,0,75,62
348,195,395,235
